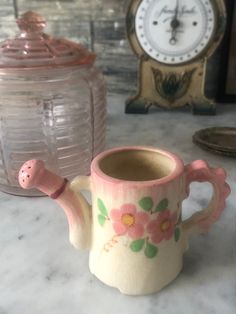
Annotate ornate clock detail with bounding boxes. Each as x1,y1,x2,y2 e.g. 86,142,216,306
152,68,195,102
126,0,227,114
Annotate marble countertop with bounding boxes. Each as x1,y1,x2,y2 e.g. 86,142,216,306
0,95,235,314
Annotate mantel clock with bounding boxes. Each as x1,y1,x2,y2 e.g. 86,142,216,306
126,0,227,114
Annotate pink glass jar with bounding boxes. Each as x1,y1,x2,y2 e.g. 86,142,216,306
0,11,106,196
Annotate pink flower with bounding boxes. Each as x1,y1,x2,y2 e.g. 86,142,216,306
110,204,149,239
147,210,177,244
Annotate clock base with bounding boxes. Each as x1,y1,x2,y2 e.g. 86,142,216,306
125,96,217,115
191,102,216,116
125,97,150,114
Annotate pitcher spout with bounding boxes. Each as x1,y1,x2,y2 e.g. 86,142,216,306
18,160,91,250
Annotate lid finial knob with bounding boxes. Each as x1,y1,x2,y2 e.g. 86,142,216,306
17,11,46,33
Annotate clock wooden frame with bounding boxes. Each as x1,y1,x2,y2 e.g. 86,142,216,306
126,0,227,114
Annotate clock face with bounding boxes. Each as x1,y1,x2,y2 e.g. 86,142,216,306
135,0,216,65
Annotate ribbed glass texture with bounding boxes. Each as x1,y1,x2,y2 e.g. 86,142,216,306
0,66,106,196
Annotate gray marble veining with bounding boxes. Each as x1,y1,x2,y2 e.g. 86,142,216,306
0,94,236,314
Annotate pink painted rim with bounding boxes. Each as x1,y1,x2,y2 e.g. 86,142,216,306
91,146,184,186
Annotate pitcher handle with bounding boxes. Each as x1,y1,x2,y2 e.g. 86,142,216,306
182,160,230,236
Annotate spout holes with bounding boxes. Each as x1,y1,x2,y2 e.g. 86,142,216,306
28,167,31,169
27,175,30,178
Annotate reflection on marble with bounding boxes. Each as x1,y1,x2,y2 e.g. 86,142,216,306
0,95,236,314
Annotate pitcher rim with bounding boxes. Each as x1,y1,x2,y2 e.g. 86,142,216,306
91,146,185,186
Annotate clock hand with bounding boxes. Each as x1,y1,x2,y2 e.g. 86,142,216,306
173,0,179,20
169,0,181,45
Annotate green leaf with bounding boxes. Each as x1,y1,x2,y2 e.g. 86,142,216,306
98,214,106,226
144,242,158,258
97,198,108,216
130,239,145,252
175,228,181,242
154,198,169,212
139,197,154,212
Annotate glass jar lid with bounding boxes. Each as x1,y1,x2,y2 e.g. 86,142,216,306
0,11,96,69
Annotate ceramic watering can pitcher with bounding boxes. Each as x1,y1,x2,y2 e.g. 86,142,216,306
18,146,230,295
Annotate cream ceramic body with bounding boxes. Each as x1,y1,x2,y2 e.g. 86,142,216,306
18,146,230,295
